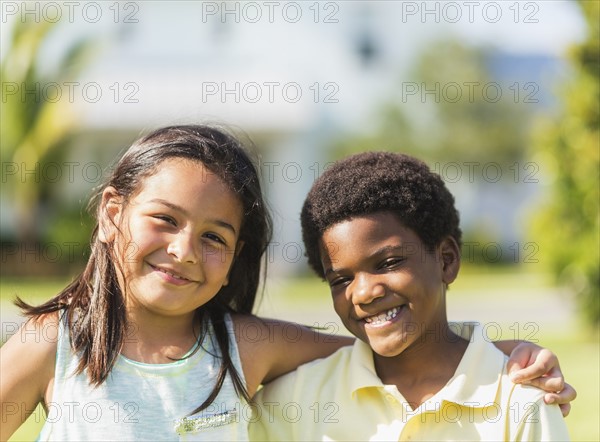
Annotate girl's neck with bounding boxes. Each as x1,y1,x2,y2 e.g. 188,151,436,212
120,309,201,364
373,324,469,410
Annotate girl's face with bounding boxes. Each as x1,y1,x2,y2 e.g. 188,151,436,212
100,158,244,319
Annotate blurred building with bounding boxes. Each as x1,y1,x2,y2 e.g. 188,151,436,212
1,1,584,276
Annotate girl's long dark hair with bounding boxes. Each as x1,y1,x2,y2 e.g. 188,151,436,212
16,125,272,413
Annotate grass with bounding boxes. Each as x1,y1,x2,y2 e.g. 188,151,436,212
2,272,599,441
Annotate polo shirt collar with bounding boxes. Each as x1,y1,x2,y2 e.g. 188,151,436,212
347,323,506,406
435,323,506,406
349,339,383,398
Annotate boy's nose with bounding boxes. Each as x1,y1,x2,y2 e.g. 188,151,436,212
351,273,385,305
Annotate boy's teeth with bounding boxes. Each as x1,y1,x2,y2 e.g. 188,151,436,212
364,307,400,324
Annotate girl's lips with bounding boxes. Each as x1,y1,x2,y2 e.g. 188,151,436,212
150,264,195,285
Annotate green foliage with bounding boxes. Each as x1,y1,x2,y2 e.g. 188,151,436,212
530,1,599,326
1,19,97,242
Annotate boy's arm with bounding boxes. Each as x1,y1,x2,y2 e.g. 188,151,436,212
494,340,576,417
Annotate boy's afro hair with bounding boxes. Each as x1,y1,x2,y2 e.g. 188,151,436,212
300,151,462,278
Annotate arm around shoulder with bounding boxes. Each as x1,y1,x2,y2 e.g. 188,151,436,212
0,313,58,441
232,314,352,397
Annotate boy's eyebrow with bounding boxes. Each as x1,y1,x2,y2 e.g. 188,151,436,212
149,198,237,234
324,267,337,277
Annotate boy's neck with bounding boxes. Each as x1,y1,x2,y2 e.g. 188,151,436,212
372,323,469,411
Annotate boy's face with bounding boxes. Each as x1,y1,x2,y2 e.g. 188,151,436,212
319,211,460,358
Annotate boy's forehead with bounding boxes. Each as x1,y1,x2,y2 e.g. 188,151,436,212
320,211,410,238
318,212,423,255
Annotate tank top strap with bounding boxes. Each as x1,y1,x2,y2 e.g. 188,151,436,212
223,313,245,386
53,311,78,387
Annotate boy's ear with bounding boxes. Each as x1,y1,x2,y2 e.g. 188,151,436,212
440,236,461,285
98,186,124,244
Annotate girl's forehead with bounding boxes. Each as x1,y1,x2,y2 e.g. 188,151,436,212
139,158,223,188
136,159,240,204
142,161,241,220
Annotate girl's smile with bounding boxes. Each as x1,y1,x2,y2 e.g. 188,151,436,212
148,263,199,285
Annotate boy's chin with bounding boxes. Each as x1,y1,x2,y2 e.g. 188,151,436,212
364,338,409,359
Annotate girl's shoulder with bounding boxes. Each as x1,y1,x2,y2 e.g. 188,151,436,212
3,311,60,374
4,311,60,356
0,312,59,440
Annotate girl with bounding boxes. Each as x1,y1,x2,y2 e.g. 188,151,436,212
1,125,574,441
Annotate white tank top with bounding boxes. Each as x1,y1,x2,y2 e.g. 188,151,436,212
38,313,249,441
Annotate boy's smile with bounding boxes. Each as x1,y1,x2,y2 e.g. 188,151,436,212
363,304,407,326
319,211,460,359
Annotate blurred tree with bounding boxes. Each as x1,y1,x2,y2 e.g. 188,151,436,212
530,1,599,326
1,18,96,244
332,39,534,169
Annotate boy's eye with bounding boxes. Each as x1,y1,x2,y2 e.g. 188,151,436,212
328,276,351,288
379,257,405,270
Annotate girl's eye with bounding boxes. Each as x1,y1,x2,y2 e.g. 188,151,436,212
204,233,226,245
154,215,177,226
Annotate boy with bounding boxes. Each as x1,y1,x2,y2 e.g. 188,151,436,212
249,152,570,441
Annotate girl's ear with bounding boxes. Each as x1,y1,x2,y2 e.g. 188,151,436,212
235,240,245,258
222,241,245,287
440,236,461,285
98,186,124,244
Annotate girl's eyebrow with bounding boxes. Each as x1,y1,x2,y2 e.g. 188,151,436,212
150,198,189,216
149,198,238,235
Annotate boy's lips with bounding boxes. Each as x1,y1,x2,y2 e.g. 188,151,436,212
362,305,407,326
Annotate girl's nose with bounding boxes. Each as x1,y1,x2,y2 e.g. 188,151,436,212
167,231,199,264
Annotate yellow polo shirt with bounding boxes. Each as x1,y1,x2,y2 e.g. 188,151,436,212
249,323,569,441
